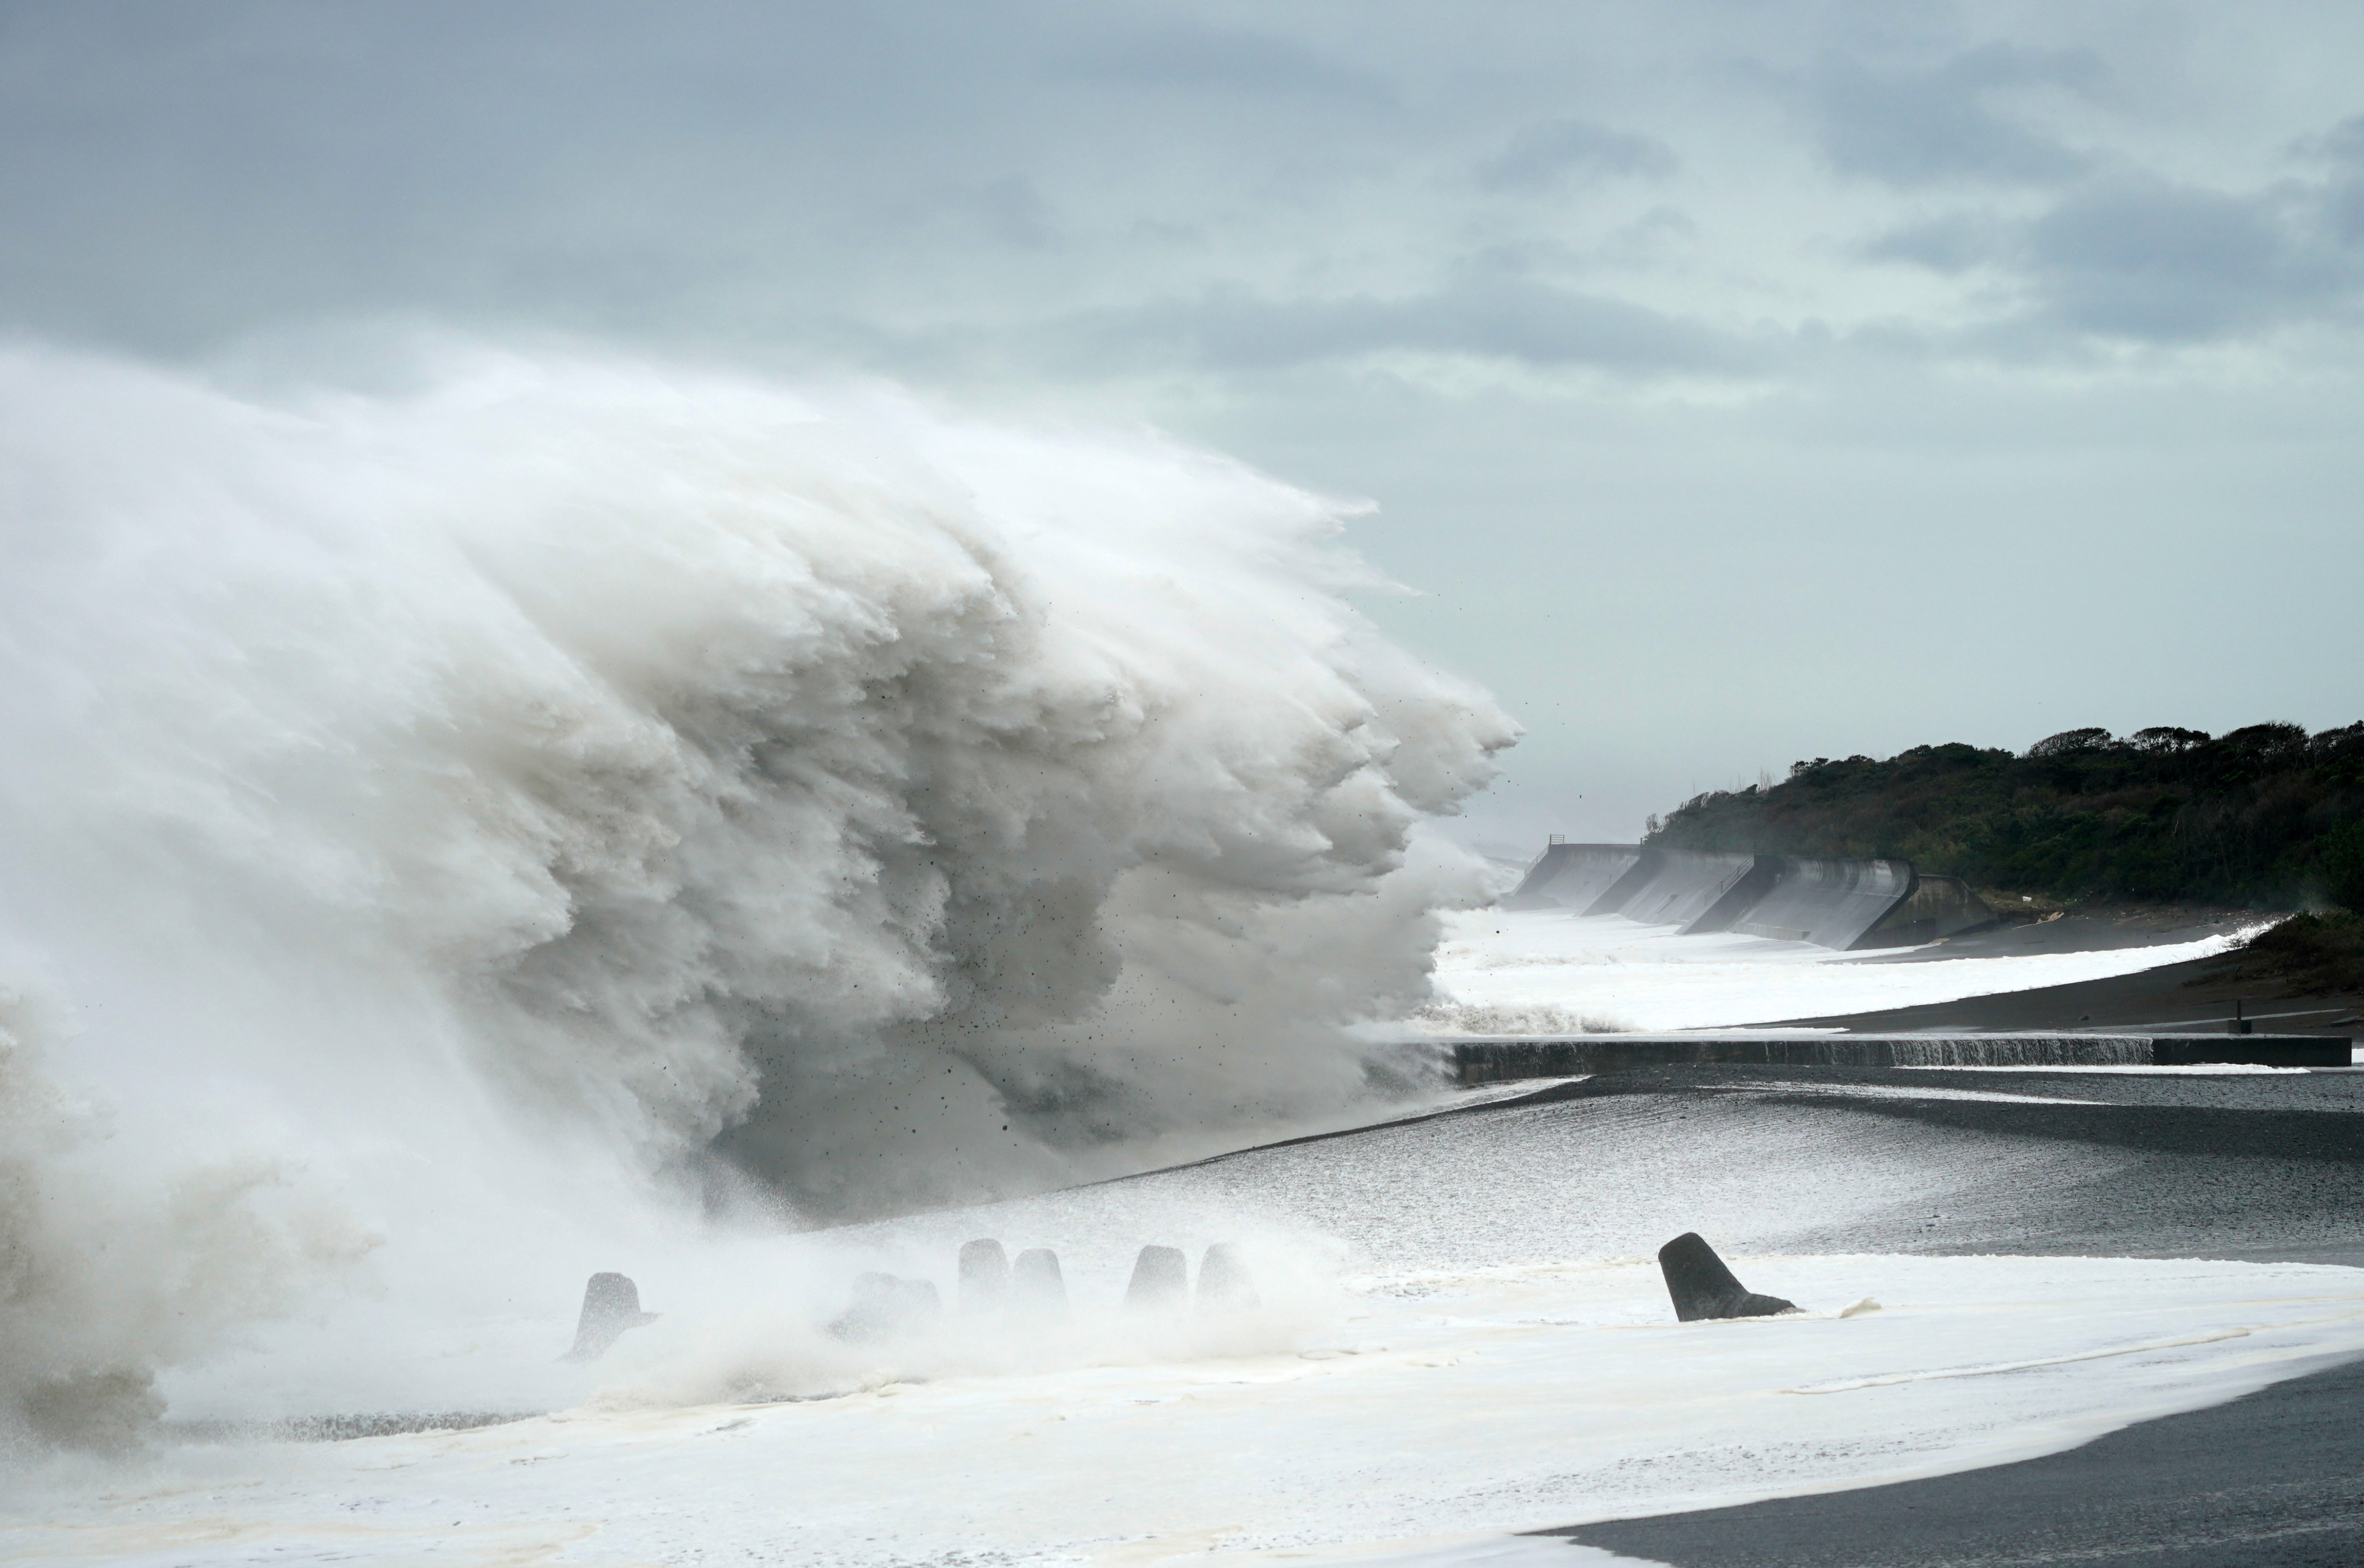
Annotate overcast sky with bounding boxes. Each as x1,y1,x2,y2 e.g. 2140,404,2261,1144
5,1,2359,849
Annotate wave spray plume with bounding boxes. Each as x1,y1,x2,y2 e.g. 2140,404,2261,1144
0,343,1513,1443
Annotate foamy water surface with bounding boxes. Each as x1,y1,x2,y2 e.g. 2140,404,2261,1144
1427,907,2260,1034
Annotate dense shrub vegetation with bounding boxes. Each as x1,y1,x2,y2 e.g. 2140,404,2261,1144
2215,911,2364,995
1646,722,2364,910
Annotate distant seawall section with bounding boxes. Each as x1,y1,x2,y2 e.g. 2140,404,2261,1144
1509,843,1644,915
1614,849,1773,933
1447,1035,2350,1080
1503,843,1996,951
1731,857,1911,946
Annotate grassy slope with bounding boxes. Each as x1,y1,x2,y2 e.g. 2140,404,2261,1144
2214,912,2364,994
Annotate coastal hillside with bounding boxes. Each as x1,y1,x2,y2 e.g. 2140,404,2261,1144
1646,723,2364,911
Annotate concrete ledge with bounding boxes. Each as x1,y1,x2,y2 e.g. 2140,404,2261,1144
1443,1034,2351,1082
2151,1037,2348,1067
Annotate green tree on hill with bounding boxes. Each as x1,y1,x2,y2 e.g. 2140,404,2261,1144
1646,721,2364,910
2322,820,2364,913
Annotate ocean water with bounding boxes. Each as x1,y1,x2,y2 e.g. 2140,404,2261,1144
0,342,2322,1566
11,1091,2362,1565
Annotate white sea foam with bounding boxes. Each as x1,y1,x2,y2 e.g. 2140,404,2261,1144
1427,908,2260,1033
10,1189,2360,1564
13,928,2359,1562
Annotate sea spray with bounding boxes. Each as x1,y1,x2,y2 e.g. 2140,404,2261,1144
0,342,1513,1438
0,972,379,1452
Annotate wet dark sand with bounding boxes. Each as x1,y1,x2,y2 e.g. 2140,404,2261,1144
1760,954,2361,1034
1553,1353,2364,1567
1853,904,2250,962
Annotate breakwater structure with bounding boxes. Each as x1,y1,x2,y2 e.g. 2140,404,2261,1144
1447,1034,2353,1082
1504,841,1996,950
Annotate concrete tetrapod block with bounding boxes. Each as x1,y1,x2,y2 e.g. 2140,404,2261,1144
1010,1248,1069,1323
1196,1243,1259,1312
829,1272,900,1342
830,1273,942,1342
1126,1245,1190,1313
562,1272,661,1362
959,1239,1010,1316
1657,1233,1798,1322
896,1278,942,1331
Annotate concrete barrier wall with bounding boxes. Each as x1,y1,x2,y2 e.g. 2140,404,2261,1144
1503,843,1645,911
1503,838,2011,951
1447,1034,2348,1081
1503,840,1962,950
1679,855,1789,934
1858,874,1997,947
1731,857,1915,948
1614,850,1773,931
1582,849,1667,916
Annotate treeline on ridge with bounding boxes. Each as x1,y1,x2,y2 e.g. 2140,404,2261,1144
1644,722,2364,911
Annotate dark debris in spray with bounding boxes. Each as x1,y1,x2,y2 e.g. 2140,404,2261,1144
161,1410,542,1444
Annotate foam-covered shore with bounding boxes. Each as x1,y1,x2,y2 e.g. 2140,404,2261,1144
14,1254,2351,1567
1423,906,2263,1036
13,1074,2364,1566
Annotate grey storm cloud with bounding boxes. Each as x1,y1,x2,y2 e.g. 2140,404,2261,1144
4,2,2357,369
1062,18,1395,103
1859,213,2001,273
1,0,2361,847
1801,43,2103,187
1861,121,2364,346
1476,119,1680,191
2299,114,2364,246
2021,181,2347,341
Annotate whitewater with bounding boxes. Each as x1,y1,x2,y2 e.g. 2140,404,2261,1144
1421,906,2262,1035
0,341,1514,1451
6,341,2355,1567
16,1083,2364,1565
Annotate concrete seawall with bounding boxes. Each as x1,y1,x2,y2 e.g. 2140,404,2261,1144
1503,843,1999,951
1733,857,1914,947
1860,873,1997,945
1609,850,1772,930
1502,843,1644,913
1444,1034,2350,1081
